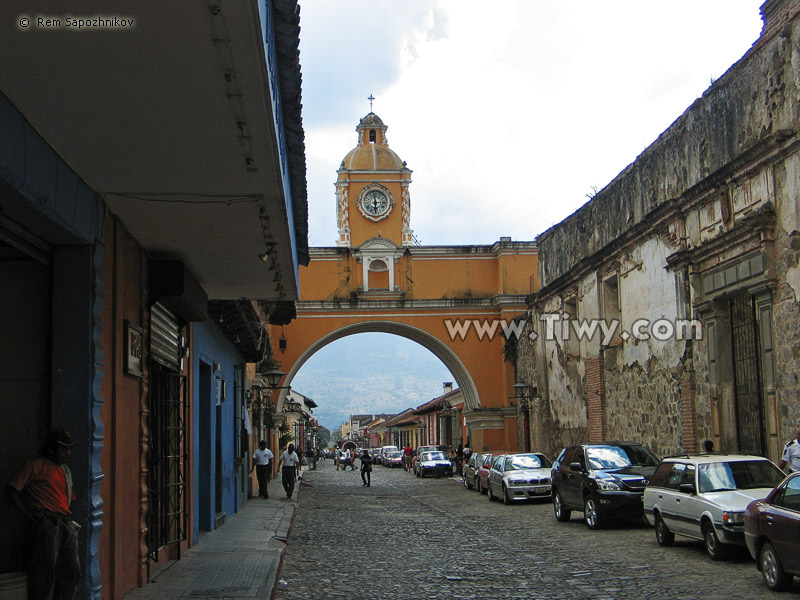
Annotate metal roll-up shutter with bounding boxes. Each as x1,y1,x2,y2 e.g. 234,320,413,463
151,302,182,371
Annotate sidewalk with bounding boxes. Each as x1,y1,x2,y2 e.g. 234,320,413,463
122,467,305,600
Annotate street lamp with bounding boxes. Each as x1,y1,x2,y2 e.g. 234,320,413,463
512,383,535,410
512,382,537,452
283,399,302,413
439,400,456,448
263,366,288,390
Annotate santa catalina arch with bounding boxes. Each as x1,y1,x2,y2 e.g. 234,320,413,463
270,112,538,450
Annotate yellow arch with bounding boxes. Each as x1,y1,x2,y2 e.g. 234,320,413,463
280,321,480,409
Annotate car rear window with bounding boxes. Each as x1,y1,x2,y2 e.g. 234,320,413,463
586,444,659,469
423,451,446,461
506,454,551,470
698,460,784,492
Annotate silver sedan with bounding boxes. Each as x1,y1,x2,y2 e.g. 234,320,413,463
487,453,553,504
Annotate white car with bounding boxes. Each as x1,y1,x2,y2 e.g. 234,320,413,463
416,451,453,478
487,453,553,504
643,453,784,560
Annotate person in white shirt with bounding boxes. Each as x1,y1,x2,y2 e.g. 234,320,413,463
278,443,301,498
251,440,274,498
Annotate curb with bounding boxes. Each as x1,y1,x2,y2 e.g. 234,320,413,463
269,467,304,600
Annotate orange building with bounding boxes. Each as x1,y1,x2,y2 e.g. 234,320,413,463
269,113,538,452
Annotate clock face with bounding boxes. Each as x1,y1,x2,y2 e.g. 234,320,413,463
361,190,390,217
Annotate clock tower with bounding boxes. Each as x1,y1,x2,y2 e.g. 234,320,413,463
335,112,413,248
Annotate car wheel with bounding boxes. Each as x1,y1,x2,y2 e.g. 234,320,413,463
702,521,729,561
464,476,473,490
553,490,571,522
654,513,674,547
584,496,603,530
477,480,483,494
503,485,512,505
760,541,793,591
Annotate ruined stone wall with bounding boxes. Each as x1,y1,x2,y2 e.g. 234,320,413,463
692,333,715,448
603,359,684,457
522,0,800,460
772,151,800,435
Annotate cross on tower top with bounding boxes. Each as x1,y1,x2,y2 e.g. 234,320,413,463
368,94,375,112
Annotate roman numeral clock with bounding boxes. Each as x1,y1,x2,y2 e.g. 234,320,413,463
357,185,394,221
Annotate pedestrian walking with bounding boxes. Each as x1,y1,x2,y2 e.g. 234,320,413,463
278,443,302,499
5,427,81,600
463,441,472,463
779,427,800,473
403,443,413,472
360,449,373,487
342,448,351,471
455,443,464,476
350,449,357,470
251,439,274,498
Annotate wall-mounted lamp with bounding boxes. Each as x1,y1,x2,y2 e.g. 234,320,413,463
283,399,302,413
279,327,287,354
512,382,536,410
263,366,288,390
440,399,456,417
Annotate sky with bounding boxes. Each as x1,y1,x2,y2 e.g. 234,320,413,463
291,1,765,431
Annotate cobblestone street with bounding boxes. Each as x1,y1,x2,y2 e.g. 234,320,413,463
276,460,795,600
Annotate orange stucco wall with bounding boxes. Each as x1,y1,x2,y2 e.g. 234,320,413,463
99,216,194,599
299,245,538,301
100,217,149,599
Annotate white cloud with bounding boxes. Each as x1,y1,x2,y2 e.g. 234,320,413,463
298,0,763,246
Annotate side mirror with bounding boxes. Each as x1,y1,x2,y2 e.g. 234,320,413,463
679,483,697,495
570,462,583,472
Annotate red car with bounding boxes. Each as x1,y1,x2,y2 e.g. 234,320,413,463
744,471,800,591
475,452,505,495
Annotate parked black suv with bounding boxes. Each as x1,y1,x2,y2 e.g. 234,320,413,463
551,441,660,529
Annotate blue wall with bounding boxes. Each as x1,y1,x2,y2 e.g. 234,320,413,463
192,320,246,541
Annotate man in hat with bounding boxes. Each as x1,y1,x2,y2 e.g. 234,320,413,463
5,427,80,600
779,427,800,473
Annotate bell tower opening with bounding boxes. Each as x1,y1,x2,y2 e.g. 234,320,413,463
335,113,413,248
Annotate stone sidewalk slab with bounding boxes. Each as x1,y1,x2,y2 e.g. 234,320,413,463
122,470,301,600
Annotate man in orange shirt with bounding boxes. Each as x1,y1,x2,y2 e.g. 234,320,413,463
5,427,80,600
403,444,413,472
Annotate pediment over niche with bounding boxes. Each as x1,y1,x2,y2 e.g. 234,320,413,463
357,237,400,254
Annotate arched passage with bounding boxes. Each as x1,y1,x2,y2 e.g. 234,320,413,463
278,321,480,410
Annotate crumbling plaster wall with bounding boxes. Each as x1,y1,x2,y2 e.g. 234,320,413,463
772,150,800,433
525,1,800,455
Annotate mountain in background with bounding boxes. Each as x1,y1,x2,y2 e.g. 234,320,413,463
288,333,455,431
